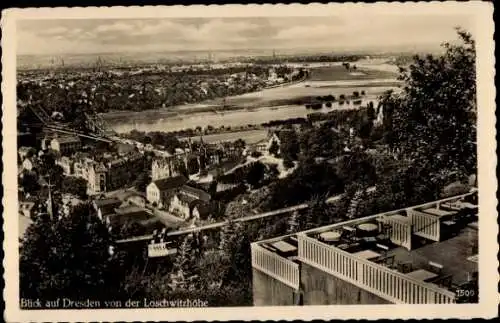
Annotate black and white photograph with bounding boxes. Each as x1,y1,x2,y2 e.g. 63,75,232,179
2,2,497,322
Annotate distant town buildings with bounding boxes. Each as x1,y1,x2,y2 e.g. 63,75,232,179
92,196,161,232
56,151,145,195
50,136,81,155
250,130,281,155
152,156,184,181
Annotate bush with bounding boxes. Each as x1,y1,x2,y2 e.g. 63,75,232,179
251,151,262,158
283,157,295,169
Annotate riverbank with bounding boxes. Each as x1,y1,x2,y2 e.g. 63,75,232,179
179,129,269,145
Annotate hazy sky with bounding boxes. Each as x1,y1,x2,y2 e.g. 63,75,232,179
17,15,475,55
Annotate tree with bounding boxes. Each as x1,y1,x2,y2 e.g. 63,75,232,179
219,219,240,254
20,203,121,305
250,151,262,158
283,155,295,169
19,171,40,194
176,159,189,178
366,103,376,121
265,160,344,209
170,234,199,291
233,139,246,149
61,177,88,199
335,150,377,187
279,129,300,161
246,161,265,188
133,171,150,193
268,140,279,156
186,157,200,175
287,210,299,234
380,28,476,180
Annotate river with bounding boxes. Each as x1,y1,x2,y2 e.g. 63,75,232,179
107,97,384,134
105,62,400,134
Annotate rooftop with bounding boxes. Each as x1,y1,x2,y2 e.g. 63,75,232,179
152,175,188,191
93,198,122,208
53,136,81,144
175,193,198,205
115,205,147,216
180,185,211,202
122,191,147,200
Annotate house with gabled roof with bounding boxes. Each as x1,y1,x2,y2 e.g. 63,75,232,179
168,185,211,220
146,175,188,208
92,197,123,222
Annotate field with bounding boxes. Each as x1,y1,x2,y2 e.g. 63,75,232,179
219,81,398,108
307,65,397,81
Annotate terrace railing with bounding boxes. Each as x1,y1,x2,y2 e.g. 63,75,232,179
379,215,413,250
297,234,456,304
409,210,441,242
251,243,300,290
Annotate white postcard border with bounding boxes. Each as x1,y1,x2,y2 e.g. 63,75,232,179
2,2,497,321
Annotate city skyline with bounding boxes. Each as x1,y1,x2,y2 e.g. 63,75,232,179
17,15,475,56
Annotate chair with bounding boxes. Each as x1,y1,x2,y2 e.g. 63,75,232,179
374,255,395,268
343,226,356,239
428,261,444,275
398,261,413,274
430,274,453,288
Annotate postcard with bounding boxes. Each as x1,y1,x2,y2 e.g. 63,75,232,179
2,2,497,322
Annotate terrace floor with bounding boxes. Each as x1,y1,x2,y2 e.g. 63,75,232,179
387,226,478,287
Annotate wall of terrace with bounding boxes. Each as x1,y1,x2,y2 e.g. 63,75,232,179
250,243,299,290
301,262,390,305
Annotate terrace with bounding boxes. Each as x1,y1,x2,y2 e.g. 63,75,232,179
251,234,300,289
251,190,478,304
